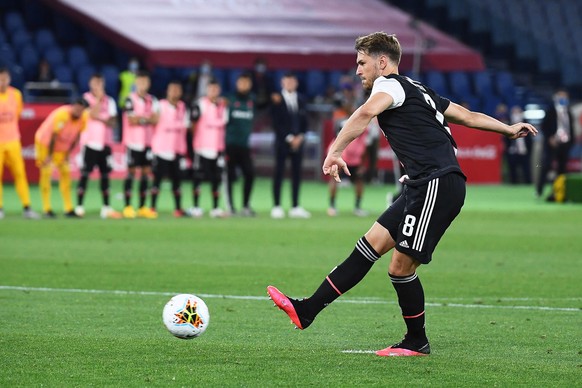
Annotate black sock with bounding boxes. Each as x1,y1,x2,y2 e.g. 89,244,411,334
100,177,110,206
78,174,88,206
295,237,380,326
151,186,159,210
123,175,134,207
390,272,427,343
212,190,219,209
193,187,200,207
173,189,182,211
139,176,148,208
330,195,336,208
355,195,361,209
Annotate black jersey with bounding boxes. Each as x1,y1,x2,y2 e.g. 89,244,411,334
375,74,466,186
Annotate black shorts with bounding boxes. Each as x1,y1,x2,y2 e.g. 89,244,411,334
377,172,466,264
192,153,222,182
81,146,111,175
152,155,181,179
126,147,152,168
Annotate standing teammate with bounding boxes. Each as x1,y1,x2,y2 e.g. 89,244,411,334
0,66,40,219
267,32,537,356
150,81,190,217
122,71,159,219
35,98,89,217
225,72,256,216
190,78,228,218
76,73,122,219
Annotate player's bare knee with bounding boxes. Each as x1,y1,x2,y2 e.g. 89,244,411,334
364,222,395,256
388,251,419,276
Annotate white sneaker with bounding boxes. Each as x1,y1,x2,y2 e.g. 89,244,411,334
188,207,204,218
100,206,122,219
75,205,85,217
210,208,227,218
0,209,4,219
241,207,256,217
270,206,285,219
353,208,369,217
327,207,337,217
289,206,311,219
23,208,40,219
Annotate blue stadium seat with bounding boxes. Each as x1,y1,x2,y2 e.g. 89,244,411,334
227,68,245,93
448,71,473,98
0,29,6,44
328,70,346,89
150,67,173,97
494,71,515,100
472,71,494,98
35,29,56,55
101,64,119,97
4,11,24,32
19,44,39,79
424,71,449,97
76,64,96,93
304,69,327,99
44,46,64,67
67,46,89,70
0,43,16,66
480,95,502,117
10,28,31,48
53,64,74,84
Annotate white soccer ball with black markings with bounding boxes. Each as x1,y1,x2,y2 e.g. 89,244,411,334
162,294,210,339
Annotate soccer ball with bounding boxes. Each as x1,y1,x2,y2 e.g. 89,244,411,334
162,294,210,339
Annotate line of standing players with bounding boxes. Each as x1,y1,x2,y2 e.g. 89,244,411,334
37,70,257,219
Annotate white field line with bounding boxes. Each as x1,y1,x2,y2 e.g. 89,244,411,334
0,285,580,312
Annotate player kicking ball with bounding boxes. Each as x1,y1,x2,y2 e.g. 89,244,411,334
267,32,537,357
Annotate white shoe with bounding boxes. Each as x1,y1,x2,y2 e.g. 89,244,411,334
100,206,122,219
289,206,311,219
188,207,204,218
210,208,226,218
75,205,85,217
327,207,337,217
270,206,285,219
353,208,369,217
23,208,40,219
241,207,256,217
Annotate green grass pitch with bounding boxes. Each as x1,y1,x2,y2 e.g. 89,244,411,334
1,178,581,386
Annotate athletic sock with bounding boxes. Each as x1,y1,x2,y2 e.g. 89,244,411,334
355,195,361,209
139,176,148,208
329,195,336,208
77,174,88,206
193,188,200,207
123,175,134,207
390,272,427,345
100,177,110,206
151,186,159,210
173,189,182,211
212,190,219,209
294,237,380,327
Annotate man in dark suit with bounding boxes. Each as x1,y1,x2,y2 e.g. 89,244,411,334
536,88,575,200
270,73,311,218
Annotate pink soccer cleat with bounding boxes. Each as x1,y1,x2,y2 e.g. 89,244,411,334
267,285,304,330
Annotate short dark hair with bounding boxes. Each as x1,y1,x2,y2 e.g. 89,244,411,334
0,66,10,75
238,71,252,80
90,72,104,80
355,32,401,65
208,77,220,86
73,97,89,108
136,70,150,78
168,79,182,86
282,72,297,79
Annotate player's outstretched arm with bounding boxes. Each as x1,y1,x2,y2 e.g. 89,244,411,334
444,102,537,139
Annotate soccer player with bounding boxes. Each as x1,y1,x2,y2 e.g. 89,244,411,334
225,72,256,216
267,32,537,357
121,71,159,219
150,81,190,217
75,73,122,219
0,66,40,219
190,78,228,218
326,127,369,217
35,98,89,217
